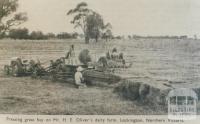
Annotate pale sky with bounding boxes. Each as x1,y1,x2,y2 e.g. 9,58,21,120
17,0,200,37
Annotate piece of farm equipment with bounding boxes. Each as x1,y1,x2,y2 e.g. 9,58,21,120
4,48,133,85
97,52,132,70
3,57,121,85
4,57,46,77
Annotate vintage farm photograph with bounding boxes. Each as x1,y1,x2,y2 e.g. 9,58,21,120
0,0,200,115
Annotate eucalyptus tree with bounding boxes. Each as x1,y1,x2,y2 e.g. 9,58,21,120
67,2,113,43
0,0,27,37
67,2,91,43
85,12,104,42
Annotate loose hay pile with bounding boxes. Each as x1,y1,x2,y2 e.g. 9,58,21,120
114,78,200,107
79,49,92,65
114,79,172,105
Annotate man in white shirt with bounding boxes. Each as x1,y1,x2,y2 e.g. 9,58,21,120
74,66,86,88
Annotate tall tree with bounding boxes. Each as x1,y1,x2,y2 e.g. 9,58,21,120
86,12,104,42
67,2,112,43
67,2,91,43
0,0,27,37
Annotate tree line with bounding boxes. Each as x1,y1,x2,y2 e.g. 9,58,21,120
128,35,188,40
6,28,79,40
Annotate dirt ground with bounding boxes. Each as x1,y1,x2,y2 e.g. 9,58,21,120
0,39,199,114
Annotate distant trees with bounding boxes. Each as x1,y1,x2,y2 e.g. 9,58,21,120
57,32,78,39
8,27,78,40
67,2,113,43
46,33,56,39
131,35,188,40
8,29,47,40
102,23,113,41
114,35,123,40
29,31,47,40
0,0,27,37
9,28,29,39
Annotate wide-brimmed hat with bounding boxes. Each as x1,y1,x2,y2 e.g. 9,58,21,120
77,66,84,72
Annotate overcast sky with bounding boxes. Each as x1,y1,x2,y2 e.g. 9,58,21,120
17,0,200,37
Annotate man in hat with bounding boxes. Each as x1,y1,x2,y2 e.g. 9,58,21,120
74,66,86,88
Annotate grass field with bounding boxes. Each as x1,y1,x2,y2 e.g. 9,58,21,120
0,38,199,114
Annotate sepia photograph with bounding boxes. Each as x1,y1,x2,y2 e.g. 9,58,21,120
0,0,199,117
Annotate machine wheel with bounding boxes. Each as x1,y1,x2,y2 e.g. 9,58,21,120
31,70,37,78
4,65,10,75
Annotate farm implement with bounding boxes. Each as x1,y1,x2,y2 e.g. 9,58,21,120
3,57,121,85
3,49,132,85
4,58,46,77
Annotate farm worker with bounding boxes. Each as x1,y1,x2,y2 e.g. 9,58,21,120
69,45,75,57
111,48,119,60
66,45,77,65
74,66,86,88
